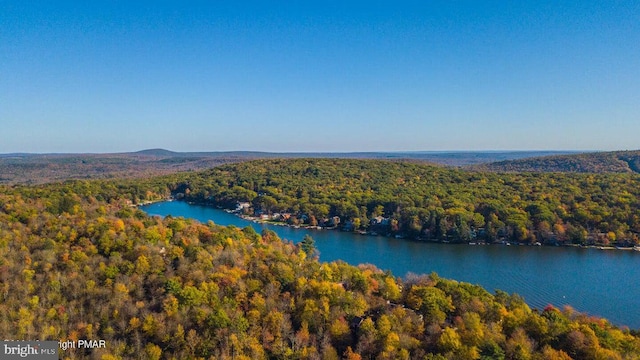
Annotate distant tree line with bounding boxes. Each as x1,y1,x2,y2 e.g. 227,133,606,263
476,150,640,174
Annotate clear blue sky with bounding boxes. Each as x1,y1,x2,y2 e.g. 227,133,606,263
1,1,639,153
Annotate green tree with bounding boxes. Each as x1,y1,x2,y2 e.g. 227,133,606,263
300,234,317,257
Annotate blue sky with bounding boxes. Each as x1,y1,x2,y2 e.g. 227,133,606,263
1,1,639,153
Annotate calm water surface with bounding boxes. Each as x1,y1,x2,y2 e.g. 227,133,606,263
142,201,640,328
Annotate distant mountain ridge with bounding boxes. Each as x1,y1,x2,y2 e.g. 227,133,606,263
133,148,180,157
0,149,634,184
130,149,576,165
476,150,640,173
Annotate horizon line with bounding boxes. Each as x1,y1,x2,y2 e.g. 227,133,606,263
0,148,625,156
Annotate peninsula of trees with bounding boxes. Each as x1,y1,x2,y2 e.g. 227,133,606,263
1,179,639,359
174,159,640,247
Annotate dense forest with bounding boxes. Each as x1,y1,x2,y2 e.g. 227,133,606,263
174,159,640,247
1,179,640,359
475,151,640,174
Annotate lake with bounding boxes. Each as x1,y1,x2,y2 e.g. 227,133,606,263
141,200,640,329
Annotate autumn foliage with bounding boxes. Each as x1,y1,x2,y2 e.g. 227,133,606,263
0,180,639,359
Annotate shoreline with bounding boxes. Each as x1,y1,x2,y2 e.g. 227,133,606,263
193,203,640,252
130,197,174,207
137,199,640,329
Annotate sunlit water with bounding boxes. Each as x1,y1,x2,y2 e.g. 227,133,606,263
142,201,640,328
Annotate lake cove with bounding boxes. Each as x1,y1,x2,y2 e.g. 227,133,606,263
142,200,640,329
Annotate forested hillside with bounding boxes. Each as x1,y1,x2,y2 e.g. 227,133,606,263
476,151,640,174
176,159,640,246
1,180,640,359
